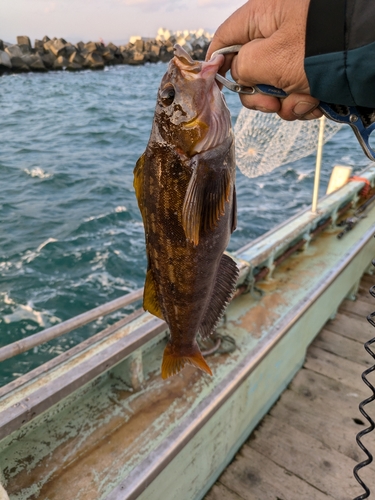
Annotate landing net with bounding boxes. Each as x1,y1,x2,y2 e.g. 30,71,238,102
234,108,342,178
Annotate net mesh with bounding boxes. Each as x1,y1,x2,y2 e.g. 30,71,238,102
234,108,342,178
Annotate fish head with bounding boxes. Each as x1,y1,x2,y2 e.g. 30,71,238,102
154,44,232,156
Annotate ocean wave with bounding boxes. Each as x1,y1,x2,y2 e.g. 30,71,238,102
24,167,52,179
22,238,58,264
3,302,61,328
297,171,312,182
83,205,128,222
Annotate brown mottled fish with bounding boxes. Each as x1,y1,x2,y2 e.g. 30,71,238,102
134,44,238,379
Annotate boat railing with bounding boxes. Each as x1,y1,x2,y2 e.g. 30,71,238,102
0,288,143,363
0,166,374,369
0,165,374,440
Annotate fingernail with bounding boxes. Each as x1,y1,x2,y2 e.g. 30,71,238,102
293,101,317,116
254,106,273,113
301,108,324,120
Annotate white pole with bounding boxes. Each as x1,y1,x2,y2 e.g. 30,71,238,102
311,115,326,213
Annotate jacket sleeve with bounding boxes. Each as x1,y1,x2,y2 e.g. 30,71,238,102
304,0,375,107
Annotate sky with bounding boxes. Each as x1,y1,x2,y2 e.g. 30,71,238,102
0,0,245,46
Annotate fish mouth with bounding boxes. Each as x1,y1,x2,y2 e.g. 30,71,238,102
173,44,224,78
173,44,200,71
172,44,231,155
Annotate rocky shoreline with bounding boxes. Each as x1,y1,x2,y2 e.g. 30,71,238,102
0,28,213,75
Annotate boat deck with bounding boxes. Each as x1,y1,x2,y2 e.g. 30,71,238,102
206,273,375,500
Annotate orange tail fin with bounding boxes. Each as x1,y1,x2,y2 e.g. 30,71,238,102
161,342,212,379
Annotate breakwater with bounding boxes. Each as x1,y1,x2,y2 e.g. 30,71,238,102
0,28,213,74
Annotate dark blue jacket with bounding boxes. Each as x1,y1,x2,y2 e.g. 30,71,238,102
305,0,375,107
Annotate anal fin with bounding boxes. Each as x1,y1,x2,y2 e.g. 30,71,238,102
143,269,164,320
199,254,239,338
133,153,146,216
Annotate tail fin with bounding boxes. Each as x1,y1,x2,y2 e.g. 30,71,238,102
161,342,212,379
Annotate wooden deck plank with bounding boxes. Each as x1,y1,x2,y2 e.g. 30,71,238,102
270,385,362,462
357,284,375,304
205,483,244,500
359,274,375,288
211,446,334,500
206,273,374,500
339,298,374,320
247,416,359,500
280,367,375,462
305,345,366,392
313,329,373,366
324,312,374,344
288,366,367,402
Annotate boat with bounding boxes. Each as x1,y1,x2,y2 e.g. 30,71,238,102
1,159,375,499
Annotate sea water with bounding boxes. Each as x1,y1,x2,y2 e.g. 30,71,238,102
0,63,370,385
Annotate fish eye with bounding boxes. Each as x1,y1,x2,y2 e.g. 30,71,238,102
160,85,175,106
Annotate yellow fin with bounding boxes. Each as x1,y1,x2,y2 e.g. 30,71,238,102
133,153,145,215
143,269,164,320
161,342,212,379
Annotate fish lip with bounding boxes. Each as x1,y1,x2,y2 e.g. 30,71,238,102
173,44,224,81
200,54,224,78
173,44,202,74
173,44,195,65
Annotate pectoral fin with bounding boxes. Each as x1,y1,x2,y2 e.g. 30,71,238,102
202,168,231,234
143,269,164,320
182,163,232,246
182,167,203,246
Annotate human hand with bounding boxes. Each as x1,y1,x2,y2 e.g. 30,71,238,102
206,0,322,121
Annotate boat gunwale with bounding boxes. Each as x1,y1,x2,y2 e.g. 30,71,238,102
0,316,166,441
234,164,375,257
0,167,375,442
0,166,373,370
104,222,375,500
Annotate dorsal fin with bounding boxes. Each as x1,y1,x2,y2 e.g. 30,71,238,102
199,254,239,338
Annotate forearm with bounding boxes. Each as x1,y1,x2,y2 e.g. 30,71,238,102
305,0,375,107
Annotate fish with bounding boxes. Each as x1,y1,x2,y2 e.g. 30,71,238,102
133,44,238,379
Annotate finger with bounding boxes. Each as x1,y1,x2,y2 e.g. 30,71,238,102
206,2,253,61
231,36,309,94
239,93,281,113
217,52,236,77
277,93,320,121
